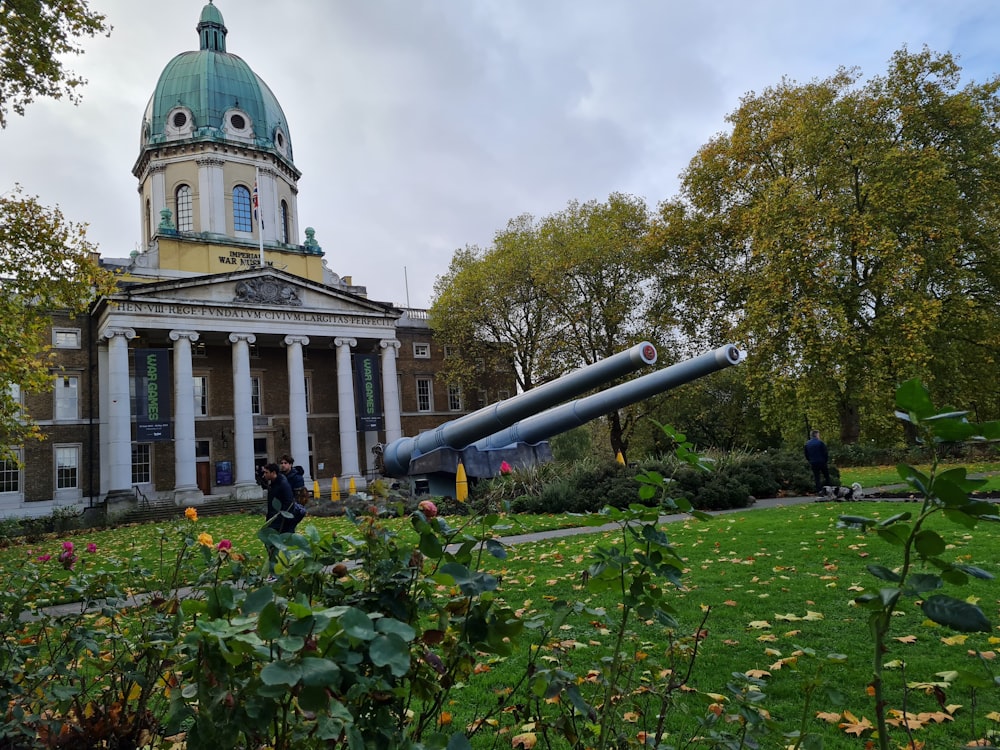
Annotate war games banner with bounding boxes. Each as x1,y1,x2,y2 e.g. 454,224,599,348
353,353,383,431
134,349,172,441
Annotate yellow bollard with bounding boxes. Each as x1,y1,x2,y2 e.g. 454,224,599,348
313,479,320,499
616,450,625,465
455,461,468,503
348,476,357,496
331,477,341,501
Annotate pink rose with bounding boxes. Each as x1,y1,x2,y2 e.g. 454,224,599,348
86,543,97,553
62,541,74,552
217,539,232,551
37,554,51,563
499,461,513,474
418,500,438,518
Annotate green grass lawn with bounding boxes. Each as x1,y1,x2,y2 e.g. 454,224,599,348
5,482,1000,747
840,461,1000,490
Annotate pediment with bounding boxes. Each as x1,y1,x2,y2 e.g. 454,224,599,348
112,267,395,317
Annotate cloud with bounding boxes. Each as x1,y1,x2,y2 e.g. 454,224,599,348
1,0,999,307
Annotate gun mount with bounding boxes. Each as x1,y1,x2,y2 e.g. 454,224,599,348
381,343,742,496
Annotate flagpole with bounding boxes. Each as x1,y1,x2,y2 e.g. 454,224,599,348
255,167,264,267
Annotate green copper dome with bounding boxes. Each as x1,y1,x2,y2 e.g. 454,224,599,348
140,2,294,165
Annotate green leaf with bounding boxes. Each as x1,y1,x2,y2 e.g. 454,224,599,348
953,564,994,580
446,732,474,750
260,659,302,686
877,512,912,527
866,564,900,582
907,573,942,594
419,531,443,559
257,601,283,641
914,530,946,557
299,658,341,687
895,379,934,419
369,633,411,677
485,538,507,560
375,617,416,641
876,525,910,546
920,594,992,633
338,607,375,640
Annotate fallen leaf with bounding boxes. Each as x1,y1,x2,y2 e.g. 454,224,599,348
895,635,917,643
748,620,771,630
941,634,968,646
816,710,841,724
512,732,537,748
838,710,874,737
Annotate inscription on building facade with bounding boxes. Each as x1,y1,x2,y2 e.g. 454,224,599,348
114,301,394,326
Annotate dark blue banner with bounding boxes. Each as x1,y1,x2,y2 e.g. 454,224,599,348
353,353,384,431
134,348,172,442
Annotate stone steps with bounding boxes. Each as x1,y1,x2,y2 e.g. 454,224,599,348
118,497,265,525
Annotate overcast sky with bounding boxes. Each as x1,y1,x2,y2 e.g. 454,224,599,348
2,1,999,309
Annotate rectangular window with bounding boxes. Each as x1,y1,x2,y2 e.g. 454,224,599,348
195,440,210,459
53,328,81,349
304,375,312,414
444,345,456,358
54,375,79,420
251,376,262,415
8,384,22,419
413,343,431,359
193,376,208,416
416,378,433,412
132,443,151,484
0,450,21,494
55,445,79,490
448,383,463,411
192,342,207,358
249,344,260,358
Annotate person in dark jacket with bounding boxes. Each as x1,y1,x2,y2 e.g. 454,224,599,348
804,430,832,493
279,454,308,504
263,463,295,533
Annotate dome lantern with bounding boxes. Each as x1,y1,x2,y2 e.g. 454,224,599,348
198,1,227,52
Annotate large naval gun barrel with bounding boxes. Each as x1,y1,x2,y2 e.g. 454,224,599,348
381,341,658,477
382,343,742,480
472,343,742,450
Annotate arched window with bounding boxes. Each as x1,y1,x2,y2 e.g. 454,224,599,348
280,200,290,243
145,198,151,242
233,185,252,232
175,185,193,231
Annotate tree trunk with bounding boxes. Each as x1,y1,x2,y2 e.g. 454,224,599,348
838,400,861,444
608,410,627,462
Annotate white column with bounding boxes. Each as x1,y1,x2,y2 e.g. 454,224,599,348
229,332,258,494
97,344,110,495
284,335,311,484
379,339,403,443
197,157,225,234
104,327,136,497
334,337,360,481
170,329,202,501
150,165,167,227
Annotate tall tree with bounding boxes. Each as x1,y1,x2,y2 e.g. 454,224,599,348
650,48,1000,444
0,0,111,128
430,215,563,395
0,188,116,456
536,193,657,458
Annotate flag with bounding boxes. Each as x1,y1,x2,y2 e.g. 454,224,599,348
252,181,260,225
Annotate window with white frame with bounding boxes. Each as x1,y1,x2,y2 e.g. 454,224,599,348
53,328,81,349
193,375,208,417
413,343,431,359
0,449,21,494
175,184,193,231
54,445,80,490
251,376,262,415
416,378,433,412
54,375,79,420
448,383,463,411
132,443,151,484
8,384,22,418
233,185,252,232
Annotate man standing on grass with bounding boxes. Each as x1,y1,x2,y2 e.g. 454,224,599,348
804,429,832,494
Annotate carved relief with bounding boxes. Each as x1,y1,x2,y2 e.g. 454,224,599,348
233,278,303,306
